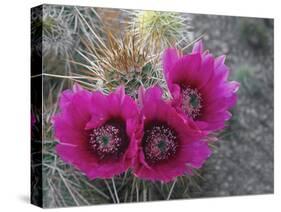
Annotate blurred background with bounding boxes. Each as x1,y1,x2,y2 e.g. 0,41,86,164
191,14,273,197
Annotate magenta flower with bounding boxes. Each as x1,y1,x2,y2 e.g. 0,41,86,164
163,40,240,131
53,85,139,179
133,86,211,182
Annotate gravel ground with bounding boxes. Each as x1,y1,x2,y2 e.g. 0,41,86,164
190,14,274,197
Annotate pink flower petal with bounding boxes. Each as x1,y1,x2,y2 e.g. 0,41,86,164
192,40,204,53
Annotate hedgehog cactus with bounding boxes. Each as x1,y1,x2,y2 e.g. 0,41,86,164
42,6,76,57
130,11,193,51
77,30,163,97
39,7,200,207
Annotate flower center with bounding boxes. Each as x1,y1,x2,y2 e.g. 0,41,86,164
181,86,202,119
89,119,129,161
142,121,178,165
